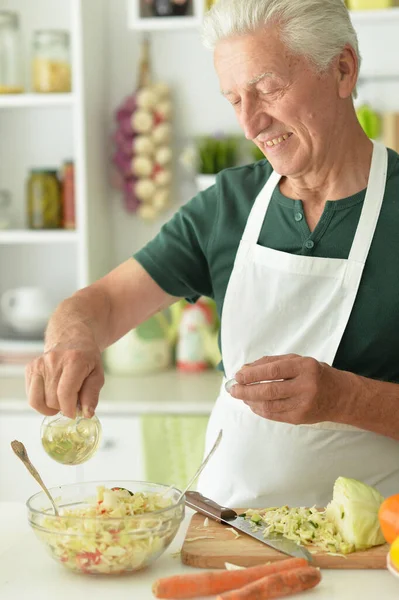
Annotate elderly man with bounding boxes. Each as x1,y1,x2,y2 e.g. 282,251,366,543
27,0,399,508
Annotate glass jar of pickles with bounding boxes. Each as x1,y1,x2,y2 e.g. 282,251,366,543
0,11,24,94
32,30,71,93
27,169,61,229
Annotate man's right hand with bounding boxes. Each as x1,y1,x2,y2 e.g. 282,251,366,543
26,341,105,419
25,259,178,420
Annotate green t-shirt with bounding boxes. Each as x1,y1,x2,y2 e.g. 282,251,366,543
135,149,399,382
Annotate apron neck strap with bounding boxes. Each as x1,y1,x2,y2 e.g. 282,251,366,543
241,170,281,243
348,141,388,263
242,142,388,264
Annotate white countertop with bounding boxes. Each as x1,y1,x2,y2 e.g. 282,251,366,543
0,370,223,414
0,502,398,600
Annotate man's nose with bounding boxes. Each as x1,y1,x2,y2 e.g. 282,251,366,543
240,98,272,141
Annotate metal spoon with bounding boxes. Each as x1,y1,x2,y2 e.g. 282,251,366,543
11,440,59,516
176,429,223,503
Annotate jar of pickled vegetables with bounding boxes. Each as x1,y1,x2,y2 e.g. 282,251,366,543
32,30,71,93
27,169,61,229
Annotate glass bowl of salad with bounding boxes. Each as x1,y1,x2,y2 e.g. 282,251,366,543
27,480,185,575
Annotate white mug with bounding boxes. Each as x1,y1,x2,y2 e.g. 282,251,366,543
1,286,55,336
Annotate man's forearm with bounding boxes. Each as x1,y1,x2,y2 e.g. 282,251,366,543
335,369,399,440
45,286,112,352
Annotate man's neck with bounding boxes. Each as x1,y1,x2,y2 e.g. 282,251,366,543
280,128,373,207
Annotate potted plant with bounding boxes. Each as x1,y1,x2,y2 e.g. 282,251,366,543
180,133,240,191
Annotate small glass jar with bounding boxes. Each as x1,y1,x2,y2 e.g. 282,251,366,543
0,11,24,94
27,169,61,229
32,30,71,93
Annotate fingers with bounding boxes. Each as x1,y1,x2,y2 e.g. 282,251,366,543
230,379,295,405
26,355,62,412
57,360,92,419
78,369,104,418
235,355,300,385
27,373,59,417
26,348,104,419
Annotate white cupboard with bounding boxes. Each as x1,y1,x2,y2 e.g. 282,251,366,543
0,0,112,376
0,412,78,502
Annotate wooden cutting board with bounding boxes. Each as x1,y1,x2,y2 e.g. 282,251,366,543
181,511,389,570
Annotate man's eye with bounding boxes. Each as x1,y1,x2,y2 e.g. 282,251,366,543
230,99,241,107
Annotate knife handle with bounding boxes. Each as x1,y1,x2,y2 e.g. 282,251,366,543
185,491,237,522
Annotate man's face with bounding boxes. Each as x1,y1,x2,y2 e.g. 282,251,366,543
215,27,343,177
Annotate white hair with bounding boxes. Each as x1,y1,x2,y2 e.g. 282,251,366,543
202,0,361,92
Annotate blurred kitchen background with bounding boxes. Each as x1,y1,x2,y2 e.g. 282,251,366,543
0,0,398,502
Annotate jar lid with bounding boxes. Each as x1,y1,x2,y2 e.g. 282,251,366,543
33,29,70,43
30,168,59,175
0,11,19,27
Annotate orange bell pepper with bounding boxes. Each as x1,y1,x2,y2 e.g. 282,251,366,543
379,494,399,544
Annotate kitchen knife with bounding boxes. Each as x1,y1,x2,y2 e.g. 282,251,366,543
185,490,313,562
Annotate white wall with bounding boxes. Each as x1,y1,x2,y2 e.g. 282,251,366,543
105,0,241,266
105,1,399,267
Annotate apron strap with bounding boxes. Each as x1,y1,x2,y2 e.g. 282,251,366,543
242,142,388,261
348,141,388,264
241,170,281,243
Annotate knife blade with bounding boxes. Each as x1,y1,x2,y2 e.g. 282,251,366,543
185,491,313,562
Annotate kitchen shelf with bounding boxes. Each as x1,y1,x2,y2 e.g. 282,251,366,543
0,93,75,109
350,7,399,23
130,15,202,31
128,4,399,31
0,230,78,244
358,73,399,85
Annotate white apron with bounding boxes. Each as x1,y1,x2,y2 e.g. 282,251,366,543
197,141,399,508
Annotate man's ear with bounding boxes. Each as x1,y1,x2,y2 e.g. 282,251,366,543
337,44,358,99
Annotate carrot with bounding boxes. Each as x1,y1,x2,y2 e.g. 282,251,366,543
152,557,308,599
216,566,321,600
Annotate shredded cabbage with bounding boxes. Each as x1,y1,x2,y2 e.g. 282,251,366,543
31,486,181,574
244,506,355,555
244,478,386,556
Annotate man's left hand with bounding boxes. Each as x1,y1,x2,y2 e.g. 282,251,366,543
230,354,351,425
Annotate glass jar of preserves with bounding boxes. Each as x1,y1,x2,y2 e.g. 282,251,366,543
32,30,71,93
61,160,75,229
27,169,61,229
0,11,24,94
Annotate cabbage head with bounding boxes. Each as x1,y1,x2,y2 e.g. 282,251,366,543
325,477,385,550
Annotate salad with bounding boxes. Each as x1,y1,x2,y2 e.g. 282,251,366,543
31,486,181,574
